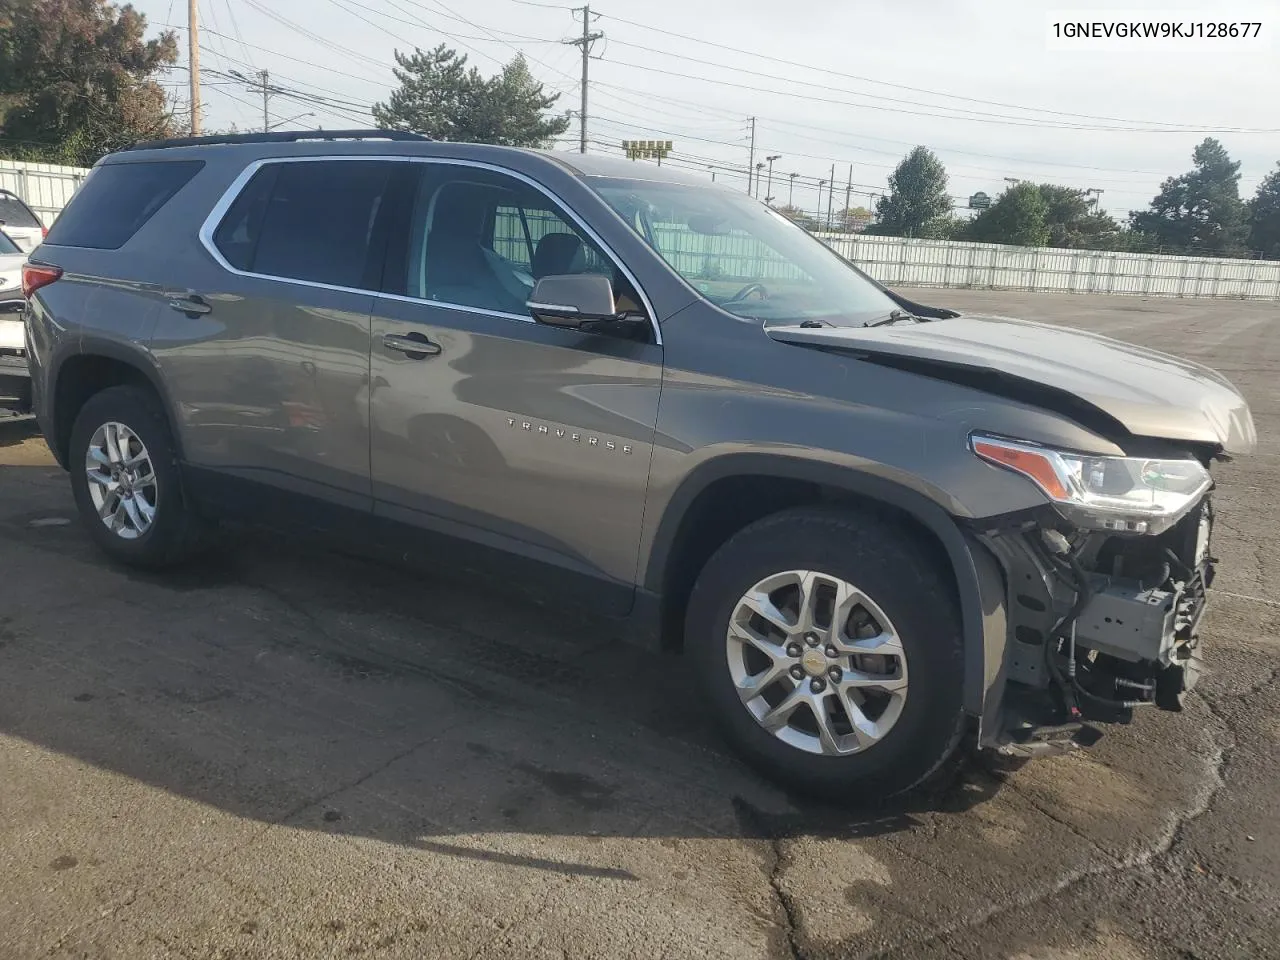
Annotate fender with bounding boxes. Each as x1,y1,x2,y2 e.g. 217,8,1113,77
643,453,1009,728
43,335,183,469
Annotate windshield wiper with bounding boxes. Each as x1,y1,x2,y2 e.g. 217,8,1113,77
865,309,922,328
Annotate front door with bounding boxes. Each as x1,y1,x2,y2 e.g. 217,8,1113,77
368,162,662,613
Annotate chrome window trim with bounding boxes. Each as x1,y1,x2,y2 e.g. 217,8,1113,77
197,155,663,345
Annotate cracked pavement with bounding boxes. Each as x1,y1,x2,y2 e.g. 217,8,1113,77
1,290,1278,959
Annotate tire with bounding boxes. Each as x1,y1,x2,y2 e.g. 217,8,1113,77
68,385,211,568
685,505,966,803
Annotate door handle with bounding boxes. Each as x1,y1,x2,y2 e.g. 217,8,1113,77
382,332,441,359
166,293,212,316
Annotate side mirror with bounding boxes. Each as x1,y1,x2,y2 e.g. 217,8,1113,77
527,274,617,328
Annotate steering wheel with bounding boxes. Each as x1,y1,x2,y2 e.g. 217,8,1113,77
724,282,769,304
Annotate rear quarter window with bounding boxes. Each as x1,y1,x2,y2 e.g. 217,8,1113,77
43,160,204,250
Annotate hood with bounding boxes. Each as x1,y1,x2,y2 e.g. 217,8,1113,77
767,313,1256,455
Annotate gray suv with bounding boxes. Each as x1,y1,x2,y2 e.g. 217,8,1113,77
22,131,1255,800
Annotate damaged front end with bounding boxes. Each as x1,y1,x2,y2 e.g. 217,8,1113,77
970,436,1220,757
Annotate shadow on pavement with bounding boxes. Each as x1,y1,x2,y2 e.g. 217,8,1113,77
0,458,1013,879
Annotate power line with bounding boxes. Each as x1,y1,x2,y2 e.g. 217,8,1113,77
239,0,388,69
595,55,1280,133
593,11,1269,132
159,22,390,87
221,0,257,70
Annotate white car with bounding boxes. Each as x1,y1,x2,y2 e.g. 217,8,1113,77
0,190,45,252
0,229,29,410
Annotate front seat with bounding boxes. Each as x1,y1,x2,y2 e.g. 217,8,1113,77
424,185,520,312
533,231,644,317
532,232,587,279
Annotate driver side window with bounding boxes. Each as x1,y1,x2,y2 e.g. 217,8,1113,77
403,165,638,317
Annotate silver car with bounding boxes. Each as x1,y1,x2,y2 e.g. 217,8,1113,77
0,190,45,253
0,229,28,408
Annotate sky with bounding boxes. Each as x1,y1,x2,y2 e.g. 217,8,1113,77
136,0,1280,219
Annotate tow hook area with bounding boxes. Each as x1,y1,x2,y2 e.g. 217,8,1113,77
993,686,1106,757
979,495,1215,755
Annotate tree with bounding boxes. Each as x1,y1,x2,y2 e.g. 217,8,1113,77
0,0,178,166
373,45,569,147
835,205,872,232
964,182,1050,246
1129,138,1249,257
960,182,1129,250
1037,185,1122,249
867,147,952,239
1247,163,1280,260
774,204,818,231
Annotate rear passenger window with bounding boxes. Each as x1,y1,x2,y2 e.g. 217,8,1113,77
0,192,40,228
213,160,391,289
43,161,202,249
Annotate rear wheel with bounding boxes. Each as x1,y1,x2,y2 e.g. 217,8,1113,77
685,506,966,802
69,385,210,567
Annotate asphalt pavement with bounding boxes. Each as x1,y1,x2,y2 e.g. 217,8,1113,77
1,289,1276,960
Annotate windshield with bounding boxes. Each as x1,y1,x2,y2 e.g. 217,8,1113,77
0,230,20,255
587,177,897,325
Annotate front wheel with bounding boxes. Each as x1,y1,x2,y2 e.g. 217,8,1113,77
685,506,967,802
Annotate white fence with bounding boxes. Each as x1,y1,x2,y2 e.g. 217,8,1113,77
0,159,89,223
3,159,1278,301
818,232,1280,301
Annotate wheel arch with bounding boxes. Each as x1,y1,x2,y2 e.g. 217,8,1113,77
642,453,1007,720
48,339,180,469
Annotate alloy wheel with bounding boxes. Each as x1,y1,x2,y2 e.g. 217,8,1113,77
725,569,909,756
84,421,158,540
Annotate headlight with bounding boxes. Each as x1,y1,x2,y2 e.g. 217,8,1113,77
971,434,1210,535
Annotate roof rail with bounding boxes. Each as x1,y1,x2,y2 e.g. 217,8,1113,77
124,129,432,151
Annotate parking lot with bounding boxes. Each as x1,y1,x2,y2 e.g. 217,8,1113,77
1,288,1277,960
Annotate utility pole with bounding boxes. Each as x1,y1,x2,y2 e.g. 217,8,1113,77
843,165,853,230
188,0,201,135
788,172,798,208
826,163,835,230
765,155,781,206
248,70,271,133
817,179,826,225
568,7,604,154
746,117,756,195
755,162,765,199
1085,187,1105,212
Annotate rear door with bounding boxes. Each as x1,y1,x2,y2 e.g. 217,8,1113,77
154,158,396,516
367,160,663,611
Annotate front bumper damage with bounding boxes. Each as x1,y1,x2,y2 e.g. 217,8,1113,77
973,496,1214,757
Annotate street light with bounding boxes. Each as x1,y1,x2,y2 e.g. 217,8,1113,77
817,179,827,226
765,154,781,206
754,162,765,198
788,172,799,208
